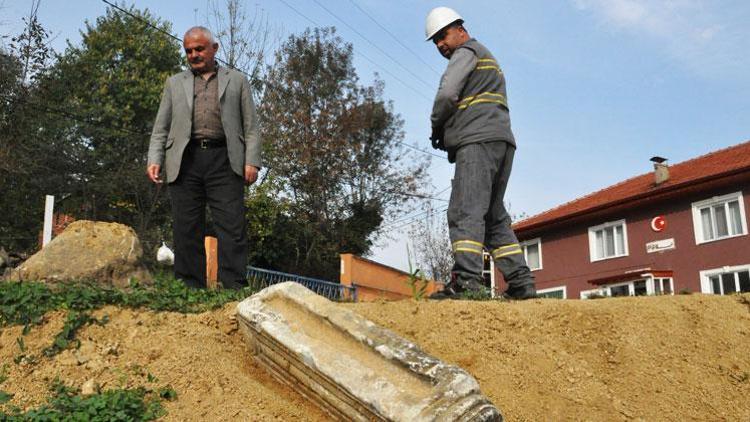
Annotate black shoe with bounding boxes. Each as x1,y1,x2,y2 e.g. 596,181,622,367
430,281,491,301
430,283,462,300
502,284,537,300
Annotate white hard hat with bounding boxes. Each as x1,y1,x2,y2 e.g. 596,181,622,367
425,7,463,41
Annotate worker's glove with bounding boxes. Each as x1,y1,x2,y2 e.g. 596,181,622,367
430,127,445,150
448,149,456,164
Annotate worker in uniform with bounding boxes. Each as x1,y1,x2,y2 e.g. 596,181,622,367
425,7,536,300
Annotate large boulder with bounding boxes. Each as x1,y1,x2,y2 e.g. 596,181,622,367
8,220,152,287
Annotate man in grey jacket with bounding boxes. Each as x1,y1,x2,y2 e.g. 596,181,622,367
425,7,536,300
147,26,261,289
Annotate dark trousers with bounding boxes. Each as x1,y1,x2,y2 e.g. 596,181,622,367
168,143,248,289
448,142,534,289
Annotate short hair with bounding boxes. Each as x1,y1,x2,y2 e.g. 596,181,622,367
450,20,466,32
184,26,216,44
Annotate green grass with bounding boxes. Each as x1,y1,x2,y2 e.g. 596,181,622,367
0,274,245,420
1,379,173,421
1,273,257,361
0,273,258,329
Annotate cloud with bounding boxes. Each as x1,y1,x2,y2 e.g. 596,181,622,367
572,0,748,80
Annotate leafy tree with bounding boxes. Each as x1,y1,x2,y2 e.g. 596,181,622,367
9,0,50,83
0,3,64,253
36,5,183,252
257,28,429,279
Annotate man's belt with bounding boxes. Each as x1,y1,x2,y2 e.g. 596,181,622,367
191,137,226,149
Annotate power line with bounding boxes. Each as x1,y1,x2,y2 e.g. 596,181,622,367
101,0,180,43
382,207,435,229
380,185,450,228
386,190,448,202
278,0,432,102
347,0,442,77
100,0,253,79
434,185,451,197
397,140,445,159
383,205,448,232
310,0,435,94
277,0,318,26
32,101,148,137
101,0,445,161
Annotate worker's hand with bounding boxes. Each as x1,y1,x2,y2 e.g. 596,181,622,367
244,165,259,185
147,164,162,184
430,127,445,150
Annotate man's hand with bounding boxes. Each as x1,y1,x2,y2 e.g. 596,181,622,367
147,164,162,184
244,165,259,185
430,126,445,150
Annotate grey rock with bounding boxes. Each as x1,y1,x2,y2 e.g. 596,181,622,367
7,220,152,286
236,282,502,421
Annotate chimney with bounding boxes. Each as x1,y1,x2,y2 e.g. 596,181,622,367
650,156,669,185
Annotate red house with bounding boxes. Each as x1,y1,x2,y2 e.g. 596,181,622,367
513,140,750,299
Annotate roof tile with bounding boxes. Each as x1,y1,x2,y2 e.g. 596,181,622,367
514,140,750,231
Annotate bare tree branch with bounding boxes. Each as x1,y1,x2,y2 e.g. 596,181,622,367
205,0,283,97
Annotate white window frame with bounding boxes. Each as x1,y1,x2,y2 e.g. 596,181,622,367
580,287,607,299
699,264,750,295
588,219,629,262
521,237,543,271
580,278,652,299
691,191,748,245
652,277,674,295
536,285,566,299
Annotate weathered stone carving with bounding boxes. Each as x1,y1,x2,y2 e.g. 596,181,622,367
237,282,502,421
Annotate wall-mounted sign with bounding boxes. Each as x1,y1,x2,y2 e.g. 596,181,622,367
650,215,667,232
646,238,675,254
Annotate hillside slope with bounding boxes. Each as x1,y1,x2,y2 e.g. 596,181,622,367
1,294,749,421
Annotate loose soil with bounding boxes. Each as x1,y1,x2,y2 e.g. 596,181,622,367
2,293,749,421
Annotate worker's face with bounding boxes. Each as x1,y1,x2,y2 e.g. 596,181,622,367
183,32,218,73
432,25,466,59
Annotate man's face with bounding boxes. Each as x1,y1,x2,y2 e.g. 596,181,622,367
183,32,218,73
432,25,465,59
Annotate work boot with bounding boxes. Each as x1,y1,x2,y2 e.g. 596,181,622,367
501,284,537,300
430,277,489,300
429,282,463,300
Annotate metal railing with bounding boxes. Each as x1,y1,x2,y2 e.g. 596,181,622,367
246,266,357,302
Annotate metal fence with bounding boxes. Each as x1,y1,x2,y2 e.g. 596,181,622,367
246,266,357,302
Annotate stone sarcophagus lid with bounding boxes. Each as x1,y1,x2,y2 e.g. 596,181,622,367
236,282,502,421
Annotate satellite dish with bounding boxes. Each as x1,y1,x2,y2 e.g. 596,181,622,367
156,242,174,265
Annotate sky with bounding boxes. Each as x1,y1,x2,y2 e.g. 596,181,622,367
2,0,749,272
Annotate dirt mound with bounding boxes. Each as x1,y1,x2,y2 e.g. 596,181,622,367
2,294,749,420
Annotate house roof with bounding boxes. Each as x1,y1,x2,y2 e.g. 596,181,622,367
514,140,750,234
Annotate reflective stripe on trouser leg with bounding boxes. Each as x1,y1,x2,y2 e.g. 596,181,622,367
491,243,522,259
451,240,485,289
448,144,495,285
452,240,485,255
484,142,534,288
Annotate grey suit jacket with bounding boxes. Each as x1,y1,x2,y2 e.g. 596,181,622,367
147,67,261,183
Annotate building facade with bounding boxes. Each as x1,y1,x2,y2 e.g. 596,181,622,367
513,141,750,299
